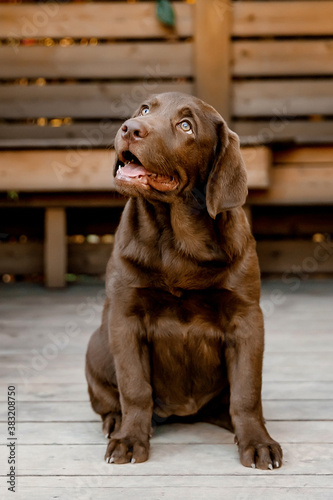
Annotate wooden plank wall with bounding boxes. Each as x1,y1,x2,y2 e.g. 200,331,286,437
231,1,333,145
0,0,333,283
0,1,194,149
2,0,332,148
0,0,196,286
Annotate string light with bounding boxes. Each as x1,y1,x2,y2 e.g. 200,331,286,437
313,233,326,243
37,118,47,127
86,235,100,244
43,38,55,47
50,119,63,127
35,78,46,86
60,38,74,47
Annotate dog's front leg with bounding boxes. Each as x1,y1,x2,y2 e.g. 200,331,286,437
105,317,153,464
225,306,283,470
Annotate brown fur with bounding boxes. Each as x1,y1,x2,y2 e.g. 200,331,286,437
85,92,282,469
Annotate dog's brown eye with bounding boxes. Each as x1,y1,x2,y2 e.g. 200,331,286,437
179,121,193,134
140,106,149,116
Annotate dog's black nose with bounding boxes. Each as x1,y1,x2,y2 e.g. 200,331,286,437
121,119,148,141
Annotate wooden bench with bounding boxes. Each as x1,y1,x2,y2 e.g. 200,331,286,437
0,0,332,285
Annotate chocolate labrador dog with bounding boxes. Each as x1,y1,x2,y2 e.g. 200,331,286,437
85,92,282,469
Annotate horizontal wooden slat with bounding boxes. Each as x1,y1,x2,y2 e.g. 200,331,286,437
258,240,333,274
2,2,332,40
68,242,112,275
0,242,111,275
240,146,271,188
0,2,193,39
232,40,333,77
233,80,333,117
233,1,333,37
0,150,115,191
7,421,333,445
0,81,194,119
0,147,270,192
248,165,333,205
0,442,332,476
274,146,333,164
0,42,192,79
233,120,333,145
0,122,123,149
72,240,333,275
253,209,333,237
1,380,331,402
1,398,333,423
0,193,126,208
0,242,43,274
2,239,333,278
2,151,332,203
1,380,332,402
7,475,333,497
2,120,331,150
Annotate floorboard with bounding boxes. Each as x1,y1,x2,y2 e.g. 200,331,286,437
0,280,332,499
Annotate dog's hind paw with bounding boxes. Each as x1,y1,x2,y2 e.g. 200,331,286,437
102,412,121,439
104,437,150,465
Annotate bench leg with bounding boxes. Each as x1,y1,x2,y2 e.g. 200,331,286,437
44,207,67,287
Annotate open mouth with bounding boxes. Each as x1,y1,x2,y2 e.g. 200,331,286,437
116,150,178,192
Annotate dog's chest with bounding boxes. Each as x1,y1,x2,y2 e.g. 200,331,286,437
136,287,223,331
132,288,230,416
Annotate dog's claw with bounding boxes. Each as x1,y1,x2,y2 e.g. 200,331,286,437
251,463,256,469
131,458,136,464
268,463,273,470
275,461,280,468
105,433,109,439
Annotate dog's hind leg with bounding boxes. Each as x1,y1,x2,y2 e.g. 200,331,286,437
87,379,121,438
85,327,121,438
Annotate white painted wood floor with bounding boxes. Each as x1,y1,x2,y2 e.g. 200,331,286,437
1,280,332,500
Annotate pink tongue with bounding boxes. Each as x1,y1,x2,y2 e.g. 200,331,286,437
121,164,151,178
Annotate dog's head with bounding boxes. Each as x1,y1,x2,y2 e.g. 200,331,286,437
114,92,247,218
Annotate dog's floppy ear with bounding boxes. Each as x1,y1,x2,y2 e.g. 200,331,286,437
206,122,248,219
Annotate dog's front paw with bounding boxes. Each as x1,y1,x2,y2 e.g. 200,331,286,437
105,437,150,464
237,437,283,470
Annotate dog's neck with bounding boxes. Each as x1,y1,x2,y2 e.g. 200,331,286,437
134,196,227,263
115,197,251,294
170,198,220,259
